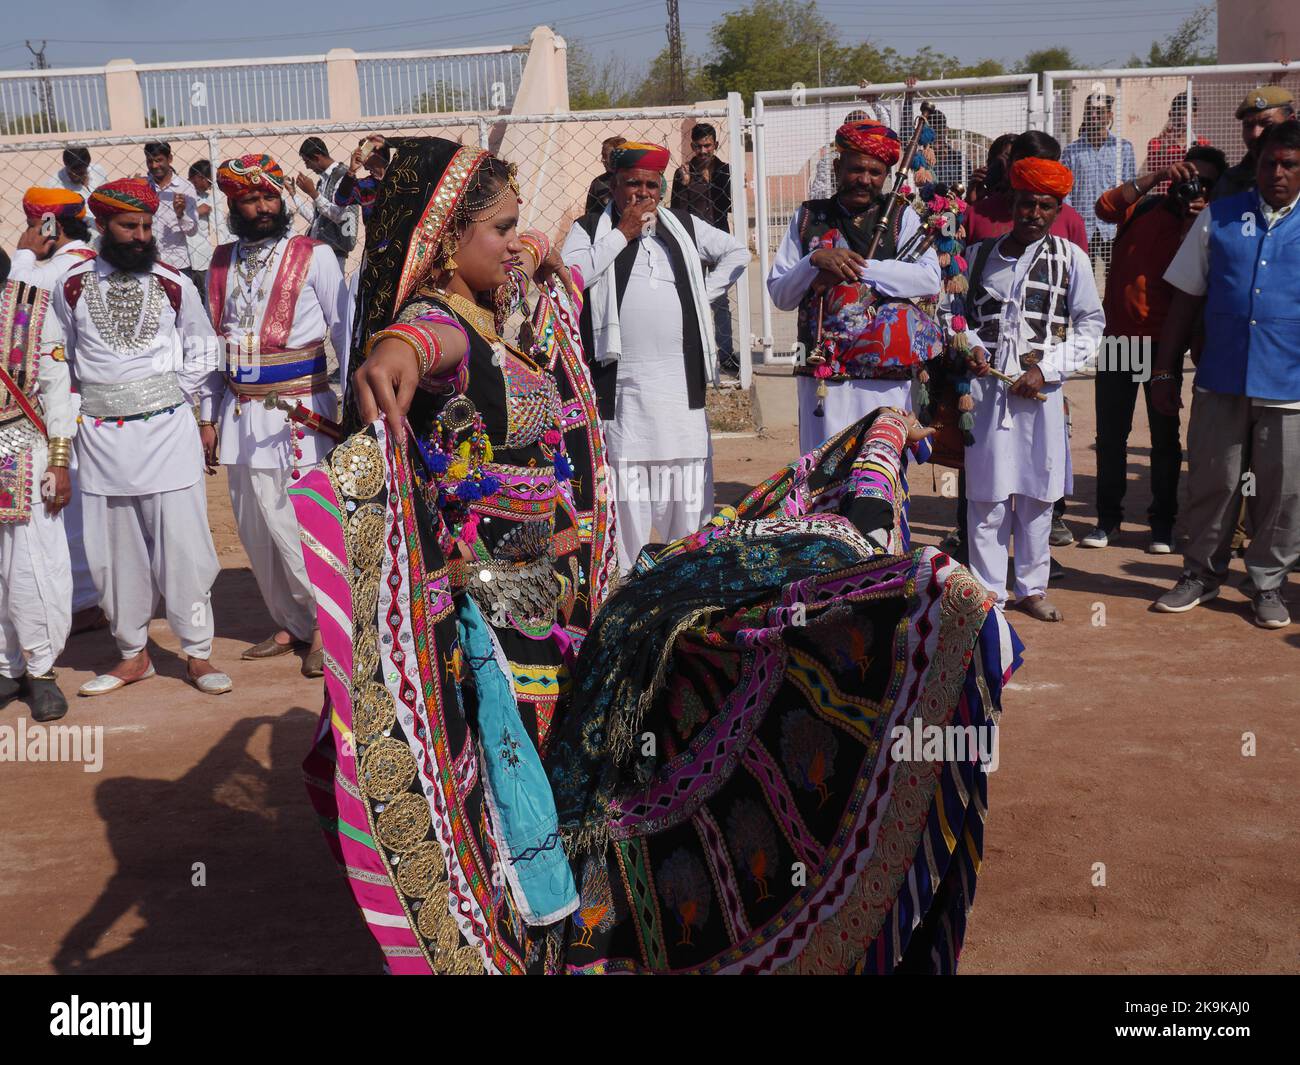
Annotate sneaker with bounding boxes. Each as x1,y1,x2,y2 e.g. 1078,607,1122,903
1153,575,1219,613
1252,588,1291,629
1080,524,1118,549
1147,524,1174,555
1049,516,1075,547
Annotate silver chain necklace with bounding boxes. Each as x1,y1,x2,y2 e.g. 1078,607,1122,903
82,271,165,354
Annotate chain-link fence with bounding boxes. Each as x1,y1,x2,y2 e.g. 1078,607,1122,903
1044,61,1298,284
752,75,1040,361
0,97,753,380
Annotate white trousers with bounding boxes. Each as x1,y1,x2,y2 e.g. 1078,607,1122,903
227,464,316,641
82,480,220,659
967,495,1054,606
798,376,913,456
64,463,99,612
0,449,72,677
613,456,714,572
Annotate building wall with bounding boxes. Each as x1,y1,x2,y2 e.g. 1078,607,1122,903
1218,0,1300,63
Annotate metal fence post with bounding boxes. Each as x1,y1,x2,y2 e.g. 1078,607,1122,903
726,91,752,390
752,92,772,362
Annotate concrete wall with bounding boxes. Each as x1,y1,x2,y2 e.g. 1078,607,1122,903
1218,0,1300,63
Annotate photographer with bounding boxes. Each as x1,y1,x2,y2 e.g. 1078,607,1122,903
1082,145,1227,554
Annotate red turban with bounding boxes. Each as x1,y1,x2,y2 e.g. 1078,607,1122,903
88,177,159,220
23,187,86,222
1010,157,1074,200
217,154,286,201
835,121,901,166
610,141,671,171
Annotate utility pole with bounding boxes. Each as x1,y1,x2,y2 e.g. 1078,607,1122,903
666,0,684,104
25,40,57,133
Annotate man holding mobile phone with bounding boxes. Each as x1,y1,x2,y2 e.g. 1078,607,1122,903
144,141,201,287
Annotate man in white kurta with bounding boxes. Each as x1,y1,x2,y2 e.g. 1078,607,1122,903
0,275,75,722
961,159,1104,621
562,141,749,570
53,177,233,696
767,120,942,455
9,188,102,631
204,154,348,676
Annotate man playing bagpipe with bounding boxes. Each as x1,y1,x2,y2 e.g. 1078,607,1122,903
767,120,943,455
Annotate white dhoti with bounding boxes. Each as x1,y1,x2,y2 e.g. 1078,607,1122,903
82,480,220,659
64,462,99,612
967,495,1053,606
227,464,316,641
0,448,72,678
797,376,913,456
611,451,714,572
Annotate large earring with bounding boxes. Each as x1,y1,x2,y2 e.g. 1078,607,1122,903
493,282,511,334
441,232,459,274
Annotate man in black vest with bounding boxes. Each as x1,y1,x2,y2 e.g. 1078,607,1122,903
767,120,941,455
562,140,748,570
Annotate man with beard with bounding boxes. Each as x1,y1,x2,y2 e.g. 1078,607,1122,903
8,189,103,635
204,155,347,676
958,159,1104,622
52,178,232,697
767,119,942,454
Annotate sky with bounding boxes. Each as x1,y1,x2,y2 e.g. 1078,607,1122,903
0,1,1208,74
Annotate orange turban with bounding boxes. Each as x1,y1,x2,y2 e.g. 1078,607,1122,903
23,187,86,222
88,177,159,219
835,121,901,166
1010,157,1073,200
216,153,286,201
610,142,671,171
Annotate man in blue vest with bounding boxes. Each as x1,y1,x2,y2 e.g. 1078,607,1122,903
1151,120,1300,628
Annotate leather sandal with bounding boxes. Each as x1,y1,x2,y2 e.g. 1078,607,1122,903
79,665,157,697
301,648,325,679
242,635,299,660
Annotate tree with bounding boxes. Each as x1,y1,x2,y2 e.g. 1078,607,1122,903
145,107,167,128
567,39,636,110
1016,48,1078,76
411,82,468,114
632,46,714,106
1131,5,1217,67
703,0,841,103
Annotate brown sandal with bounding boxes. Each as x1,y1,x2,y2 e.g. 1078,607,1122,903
242,635,299,660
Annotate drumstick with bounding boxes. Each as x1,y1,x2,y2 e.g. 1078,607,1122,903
986,365,1047,402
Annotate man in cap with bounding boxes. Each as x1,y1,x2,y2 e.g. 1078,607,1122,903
52,177,232,696
767,119,942,454
205,154,347,676
563,140,749,570
0,252,75,721
1212,86,1295,202
9,189,103,634
958,158,1105,622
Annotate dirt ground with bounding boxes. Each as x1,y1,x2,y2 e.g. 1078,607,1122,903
1,374,1296,975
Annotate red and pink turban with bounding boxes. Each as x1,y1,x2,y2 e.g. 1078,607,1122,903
88,177,159,219
835,121,901,166
217,154,287,201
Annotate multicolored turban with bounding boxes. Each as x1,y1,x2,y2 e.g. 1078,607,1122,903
216,153,287,201
835,121,901,166
1010,157,1074,200
609,141,671,172
88,177,159,220
22,187,86,222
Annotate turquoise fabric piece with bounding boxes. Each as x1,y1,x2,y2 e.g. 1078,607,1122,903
456,598,579,926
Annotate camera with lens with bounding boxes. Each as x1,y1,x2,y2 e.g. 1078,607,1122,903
1169,174,1203,209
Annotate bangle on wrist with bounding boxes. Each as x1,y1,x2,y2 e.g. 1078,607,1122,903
1150,371,1179,384
369,323,447,379
46,437,72,468
197,419,217,428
